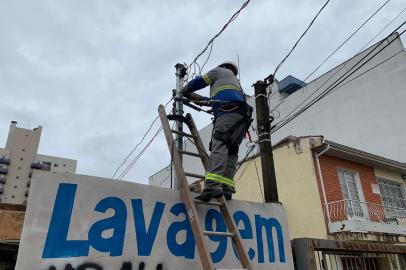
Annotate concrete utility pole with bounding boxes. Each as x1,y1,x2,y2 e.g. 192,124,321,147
253,79,279,203
174,63,187,190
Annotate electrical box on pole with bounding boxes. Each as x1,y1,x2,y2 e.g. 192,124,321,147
173,63,187,190
253,79,279,203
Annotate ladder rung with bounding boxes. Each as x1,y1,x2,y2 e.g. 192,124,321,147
194,200,223,207
170,129,196,139
167,115,189,123
185,172,205,179
204,231,235,237
178,150,201,158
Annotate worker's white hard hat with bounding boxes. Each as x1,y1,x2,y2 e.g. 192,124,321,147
218,61,238,76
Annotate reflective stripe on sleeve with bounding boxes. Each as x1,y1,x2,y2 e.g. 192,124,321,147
202,74,211,85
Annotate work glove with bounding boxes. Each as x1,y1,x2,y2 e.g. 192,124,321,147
182,88,209,106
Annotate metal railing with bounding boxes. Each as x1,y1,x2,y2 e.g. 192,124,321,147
293,238,406,270
324,200,406,233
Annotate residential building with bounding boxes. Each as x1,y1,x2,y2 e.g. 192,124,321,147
234,135,406,245
150,32,406,187
0,121,77,204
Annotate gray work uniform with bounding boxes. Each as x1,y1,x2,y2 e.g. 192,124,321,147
205,112,248,193
201,67,249,193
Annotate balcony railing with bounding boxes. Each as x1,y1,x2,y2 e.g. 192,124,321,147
31,163,51,171
0,158,10,165
0,167,8,174
324,199,406,235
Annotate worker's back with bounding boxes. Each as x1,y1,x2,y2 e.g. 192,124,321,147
204,67,244,101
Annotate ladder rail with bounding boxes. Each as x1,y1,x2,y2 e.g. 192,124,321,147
158,105,215,270
185,113,210,170
160,105,253,270
186,112,252,269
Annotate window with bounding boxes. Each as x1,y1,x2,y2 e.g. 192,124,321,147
20,157,23,161
338,169,365,218
377,178,406,217
54,164,59,167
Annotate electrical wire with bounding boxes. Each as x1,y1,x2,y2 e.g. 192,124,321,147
265,0,330,103
185,0,252,81
272,32,404,133
273,0,331,76
270,0,393,112
117,126,163,180
358,6,406,53
112,97,173,179
271,24,406,134
114,1,253,181
159,162,173,186
303,0,391,82
275,22,406,129
252,148,264,202
235,143,257,183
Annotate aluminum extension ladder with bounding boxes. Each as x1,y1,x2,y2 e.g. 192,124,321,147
158,104,252,270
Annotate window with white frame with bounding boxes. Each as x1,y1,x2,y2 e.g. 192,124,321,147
377,178,406,217
337,169,365,218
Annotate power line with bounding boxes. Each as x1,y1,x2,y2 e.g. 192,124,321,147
358,6,406,53
266,0,330,101
303,0,391,82
273,0,331,76
273,22,406,130
112,97,173,179
235,144,257,183
270,0,393,112
272,24,406,134
273,30,405,133
117,126,163,180
252,149,264,202
186,0,252,81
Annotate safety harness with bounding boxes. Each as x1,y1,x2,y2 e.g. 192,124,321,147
209,102,253,155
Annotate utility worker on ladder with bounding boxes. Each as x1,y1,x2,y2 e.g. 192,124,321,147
182,61,253,201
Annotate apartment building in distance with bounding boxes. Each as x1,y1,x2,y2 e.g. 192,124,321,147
0,121,76,205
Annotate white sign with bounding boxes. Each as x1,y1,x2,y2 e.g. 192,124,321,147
372,183,381,194
16,172,294,270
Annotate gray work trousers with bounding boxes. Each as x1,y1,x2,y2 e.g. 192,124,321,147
205,112,247,192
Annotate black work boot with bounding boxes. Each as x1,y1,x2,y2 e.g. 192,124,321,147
195,188,223,202
222,185,236,200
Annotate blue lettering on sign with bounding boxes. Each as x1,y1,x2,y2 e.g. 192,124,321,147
255,215,286,263
166,203,195,259
42,183,287,264
42,184,89,258
205,209,227,263
131,199,165,256
88,197,127,256
233,210,255,260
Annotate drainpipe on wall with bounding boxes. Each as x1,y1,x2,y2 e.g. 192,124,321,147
316,143,331,222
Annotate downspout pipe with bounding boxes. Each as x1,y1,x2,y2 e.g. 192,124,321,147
316,143,330,222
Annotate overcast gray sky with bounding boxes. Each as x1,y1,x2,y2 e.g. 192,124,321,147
0,0,405,184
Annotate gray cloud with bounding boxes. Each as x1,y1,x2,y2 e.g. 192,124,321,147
0,0,405,183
